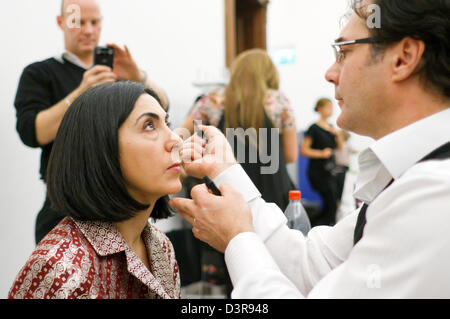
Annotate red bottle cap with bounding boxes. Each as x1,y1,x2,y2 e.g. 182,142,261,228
289,190,301,201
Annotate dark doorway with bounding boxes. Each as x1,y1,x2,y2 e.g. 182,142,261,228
225,0,269,68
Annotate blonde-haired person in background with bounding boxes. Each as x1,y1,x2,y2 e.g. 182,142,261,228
179,49,298,296
181,48,298,210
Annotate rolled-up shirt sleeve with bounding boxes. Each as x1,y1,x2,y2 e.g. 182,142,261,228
14,64,52,148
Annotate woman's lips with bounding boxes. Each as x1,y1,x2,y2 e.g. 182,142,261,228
167,163,181,172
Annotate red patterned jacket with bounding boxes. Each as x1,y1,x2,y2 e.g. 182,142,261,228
8,217,180,299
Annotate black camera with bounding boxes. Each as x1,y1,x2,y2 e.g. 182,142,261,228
94,46,114,69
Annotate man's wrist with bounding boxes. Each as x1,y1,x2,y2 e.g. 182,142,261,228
64,97,71,108
63,88,81,109
213,164,261,203
209,162,236,179
228,225,254,244
73,85,85,97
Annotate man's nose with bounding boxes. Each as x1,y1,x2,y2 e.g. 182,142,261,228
325,62,339,85
82,22,95,34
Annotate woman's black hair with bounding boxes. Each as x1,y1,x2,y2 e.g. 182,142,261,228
352,0,450,98
47,81,175,222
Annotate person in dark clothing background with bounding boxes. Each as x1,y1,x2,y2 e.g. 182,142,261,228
14,0,168,244
301,98,343,227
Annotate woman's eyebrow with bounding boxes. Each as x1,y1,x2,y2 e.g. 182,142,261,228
135,112,169,124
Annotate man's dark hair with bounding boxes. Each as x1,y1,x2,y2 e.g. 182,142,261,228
352,0,450,98
47,81,174,222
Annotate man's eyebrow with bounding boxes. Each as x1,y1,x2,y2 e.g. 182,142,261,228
135,112,169,124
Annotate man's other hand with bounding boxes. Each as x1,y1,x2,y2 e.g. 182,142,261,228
77,65,117,95
107,43,142,83
169,183,254,253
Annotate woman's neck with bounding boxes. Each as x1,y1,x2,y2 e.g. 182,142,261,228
114,204,154,250
317,118,330,128
317,117,329,124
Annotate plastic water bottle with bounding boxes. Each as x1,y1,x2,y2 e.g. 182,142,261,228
285,190,311,236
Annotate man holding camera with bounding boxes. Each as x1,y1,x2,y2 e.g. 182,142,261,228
14,0,168,244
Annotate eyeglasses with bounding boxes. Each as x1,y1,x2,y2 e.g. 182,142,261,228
331,37,377,62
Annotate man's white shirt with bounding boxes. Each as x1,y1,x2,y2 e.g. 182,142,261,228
214,108,450,298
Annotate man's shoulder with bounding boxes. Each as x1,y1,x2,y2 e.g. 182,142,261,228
380,158,450,208
21,57,62,78
407,157,450,181
24,57,60,69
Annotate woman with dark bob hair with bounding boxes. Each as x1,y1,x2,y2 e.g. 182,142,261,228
9,81,183,299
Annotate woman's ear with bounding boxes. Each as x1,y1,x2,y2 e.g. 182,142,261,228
390,37,426,83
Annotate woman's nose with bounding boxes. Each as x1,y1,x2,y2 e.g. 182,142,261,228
165,130,183,153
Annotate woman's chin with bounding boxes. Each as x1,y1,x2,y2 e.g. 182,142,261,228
165,180,183,195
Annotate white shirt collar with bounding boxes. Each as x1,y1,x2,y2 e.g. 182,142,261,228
354,108,450,203
54,51,88,69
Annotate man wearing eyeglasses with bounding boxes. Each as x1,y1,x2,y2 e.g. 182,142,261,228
170,0,450,298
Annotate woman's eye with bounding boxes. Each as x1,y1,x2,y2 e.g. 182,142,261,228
144,120,154,131
166,121,172,129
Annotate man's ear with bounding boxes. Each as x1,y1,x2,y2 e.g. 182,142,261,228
57,15,63,30
390,37,426,83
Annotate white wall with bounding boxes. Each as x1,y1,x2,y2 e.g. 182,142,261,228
0,0,373,298
267,0,346,130
267,0,373,148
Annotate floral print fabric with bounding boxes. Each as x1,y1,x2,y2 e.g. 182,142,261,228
191,88,295,130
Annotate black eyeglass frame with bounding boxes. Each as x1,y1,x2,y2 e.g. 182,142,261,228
331,37,377,62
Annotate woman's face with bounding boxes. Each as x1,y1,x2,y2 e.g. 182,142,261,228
118,93,183,205
318,102,333,119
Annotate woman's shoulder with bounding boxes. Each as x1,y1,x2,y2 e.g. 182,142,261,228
265,89,295,130
191,87,226,126
36,217,92,253
305,123,320,136
266,89,289,103
265,89,292,115
8,218,94,299
197,88,226,109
